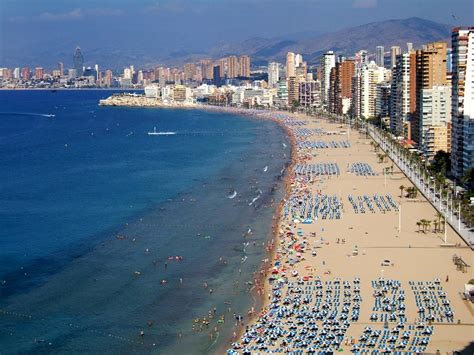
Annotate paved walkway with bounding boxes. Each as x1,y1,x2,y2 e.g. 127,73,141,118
368,124,474,249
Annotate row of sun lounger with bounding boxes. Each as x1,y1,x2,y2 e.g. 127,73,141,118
409,280,454,323
283,192,342,222
348,194,398,214
229,278,450,354
348,162,377,176
298,140,352,149
294,163,340,177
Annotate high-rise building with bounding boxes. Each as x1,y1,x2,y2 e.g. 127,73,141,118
58,62,64,77
375,83,391,120
390,53,412,137
390,46,401,68
276,79,288,107
200,60,214,80
104,70,113,87
376,46,385,67
228,56,239,78
268,62,280,88
320,51,336,107
451,27,474,179
34,67,44,80
73,46,84,77
329,60,355,115
419,86,452,159
184,63,197,81
13,67,20,79
299,80,321,108
287,76,299,106
213,65,222,86
21,67,30,80
415,41,449,155
286,52,296,78
239,55,250,78
407,42,413,52
295,54,303,67
355,61,387,120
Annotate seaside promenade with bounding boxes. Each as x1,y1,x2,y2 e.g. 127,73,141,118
228,110,473,354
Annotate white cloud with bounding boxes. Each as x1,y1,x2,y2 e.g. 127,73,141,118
39,8,83,21
38,8,123,22
353,0,378,8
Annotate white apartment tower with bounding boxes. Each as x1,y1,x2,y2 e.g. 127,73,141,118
420,86,451,159
390,46,401,68
356,61,388,119
451,27,474,179
390,53,411,136
286,52,296,78
320,51,336,107
268,62,280,88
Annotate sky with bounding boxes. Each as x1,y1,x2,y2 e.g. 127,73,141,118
0,0,473,68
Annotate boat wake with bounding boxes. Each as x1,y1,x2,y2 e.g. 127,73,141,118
263,166,268,172
228,190,237,199
0,112,55,118
148,127,176,136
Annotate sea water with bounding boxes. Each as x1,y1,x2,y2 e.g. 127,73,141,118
0,90,290,353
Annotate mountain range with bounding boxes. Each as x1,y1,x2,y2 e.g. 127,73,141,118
205,17,452,66
1,17,452,70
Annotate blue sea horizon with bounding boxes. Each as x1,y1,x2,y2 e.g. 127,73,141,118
0,90,290,353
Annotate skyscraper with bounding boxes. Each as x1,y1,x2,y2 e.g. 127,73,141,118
286,52,296,78
287,76,299,106
407,42,413,52
239,56,250,78
376,46,385,67
415,41,449,156
390,46,401,68
295,54,303,67
390,50,415,140
355,61,388,120
451,27,474,179
73,46,84,77
228,56,239,79
268,62,280,88
320,51,336,107
58,62,64,77
34,67,44,80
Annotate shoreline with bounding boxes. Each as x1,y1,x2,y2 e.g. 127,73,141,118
98,99,300,352
96,100,473,353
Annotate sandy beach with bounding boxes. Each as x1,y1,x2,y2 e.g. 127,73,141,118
227,110,473,354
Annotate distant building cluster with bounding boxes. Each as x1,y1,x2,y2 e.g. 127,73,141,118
1,27,473,179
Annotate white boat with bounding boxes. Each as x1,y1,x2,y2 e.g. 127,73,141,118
148,127,176,136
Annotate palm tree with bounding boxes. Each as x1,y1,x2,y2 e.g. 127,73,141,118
435,212,443,231
426,220,432,232
420,219,427,233
433,221,439,233
399,185,405,198
416,221,422,232
377,153,384,163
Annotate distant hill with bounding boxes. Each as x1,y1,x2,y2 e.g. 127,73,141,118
207,17,452,66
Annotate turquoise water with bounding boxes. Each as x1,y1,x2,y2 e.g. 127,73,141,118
0,90,290,353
